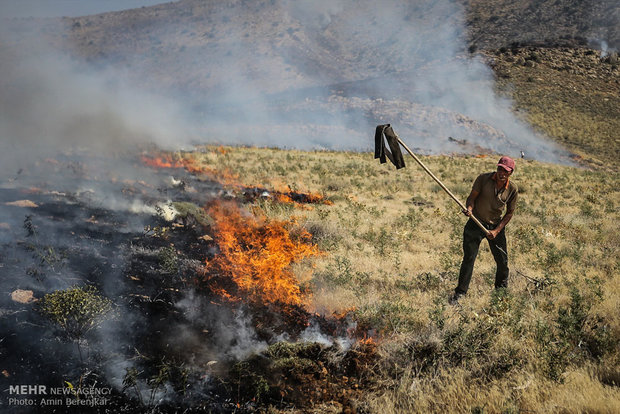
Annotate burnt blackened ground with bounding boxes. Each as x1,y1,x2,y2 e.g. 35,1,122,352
0,159,376,413
0,165,235,412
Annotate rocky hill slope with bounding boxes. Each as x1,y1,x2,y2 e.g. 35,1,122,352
49,0,620,95
465,0,619,51
1,0,618,167
487,46,619,168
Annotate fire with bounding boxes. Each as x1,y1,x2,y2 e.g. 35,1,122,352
141,154,181,169
274,193,294,204
142,150,331,306
270,190,332,209
288,191,333,206
358,335,376,346
141,152,331,207
202,201,321,307
140,153,239,186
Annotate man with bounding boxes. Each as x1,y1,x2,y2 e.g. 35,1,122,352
450,156,518,304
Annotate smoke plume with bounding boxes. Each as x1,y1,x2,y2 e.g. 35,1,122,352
188,0,572,162
0,40,195,178
1,0,575,164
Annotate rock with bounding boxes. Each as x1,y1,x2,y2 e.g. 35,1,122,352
156,202,179,221
11,289,37,304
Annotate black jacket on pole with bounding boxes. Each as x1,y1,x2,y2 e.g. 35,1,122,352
374,124,405,169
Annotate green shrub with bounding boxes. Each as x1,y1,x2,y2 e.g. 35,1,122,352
38,286,114,362
534,280,613,382
428,296,446,330
442,315,498,368
38,286,113,341
171,201,214,227
356,300,422,334
122,359,190,405
158,245,179,274
415,272,441,292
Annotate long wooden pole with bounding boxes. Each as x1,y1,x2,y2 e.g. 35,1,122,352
395,136,491,236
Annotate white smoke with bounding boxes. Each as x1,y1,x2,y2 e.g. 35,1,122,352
0,40,195,177
1,0,575,164
178,0,572,162
176,290,269,361
277,0,571,161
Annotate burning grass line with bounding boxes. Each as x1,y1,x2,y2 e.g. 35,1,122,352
200,201,322,309
141,152,331,208
140,153,239,186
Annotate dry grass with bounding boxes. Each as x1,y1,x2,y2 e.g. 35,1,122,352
185,145,619,412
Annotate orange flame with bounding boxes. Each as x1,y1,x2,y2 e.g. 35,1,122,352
358,335,376,346
141,154,239,186
141,154,183,169
202,201,321,307
274,193,294,204
141,152,331,207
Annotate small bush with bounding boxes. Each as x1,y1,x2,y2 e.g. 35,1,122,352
356,300,423,334
171,201,214,227
38,286,113,342
415,272,441,292
442,315,499,368
123,359,191,406
158,245,179,274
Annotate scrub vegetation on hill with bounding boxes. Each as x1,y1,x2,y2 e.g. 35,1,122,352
486,46,620,170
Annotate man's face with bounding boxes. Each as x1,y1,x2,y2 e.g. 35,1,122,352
496,166,512,181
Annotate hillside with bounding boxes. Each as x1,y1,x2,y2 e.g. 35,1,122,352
465,0,620,51
1,0,618,168
487,46,620,169
48,0,620,93
206,145,619,413
140,145,619,412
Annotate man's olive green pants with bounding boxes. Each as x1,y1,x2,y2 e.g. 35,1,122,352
455,218,509,295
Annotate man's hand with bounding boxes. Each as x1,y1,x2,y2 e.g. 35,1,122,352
486,228,499,240
462,207,473,217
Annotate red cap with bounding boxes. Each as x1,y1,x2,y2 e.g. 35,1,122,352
497,156,515,172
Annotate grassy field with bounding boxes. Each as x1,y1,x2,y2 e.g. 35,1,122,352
174,146,619,413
